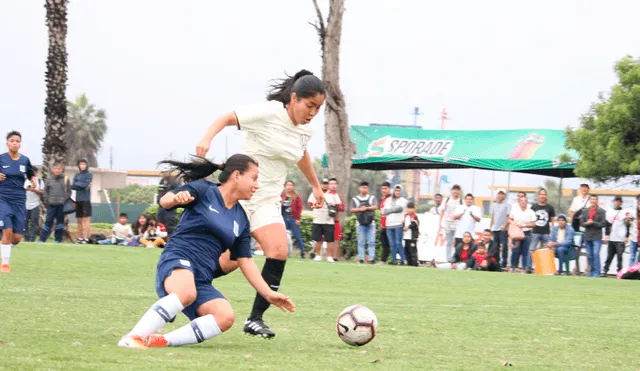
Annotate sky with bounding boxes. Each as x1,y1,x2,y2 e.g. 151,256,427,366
1,0,639,196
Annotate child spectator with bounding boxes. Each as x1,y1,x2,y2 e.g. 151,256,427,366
98,213,133,245
402,201,420,266
39,163,69,243
469,243,489,270
140,217,167,248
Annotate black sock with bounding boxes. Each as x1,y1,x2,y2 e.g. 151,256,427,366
249,258,286,321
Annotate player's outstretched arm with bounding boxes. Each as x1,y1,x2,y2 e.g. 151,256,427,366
237,257,296,312
159,190,195,209
196,112,238,157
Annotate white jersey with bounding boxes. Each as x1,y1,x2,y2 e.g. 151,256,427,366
234,101,313,230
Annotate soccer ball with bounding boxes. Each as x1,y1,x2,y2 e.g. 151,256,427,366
336,305,378,346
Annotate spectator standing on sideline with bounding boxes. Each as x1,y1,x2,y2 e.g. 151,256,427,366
490,188,510,270
71,158,93,244
603,196,628,275
25,167,43,242
628,195,639,265
39,162,69,243
580,194,606,278
351,180,377,264
430,193,443,215
402,201,420,266
281,180,305,258
453,193,481,246
378,182,392,264
528,188,556,273
308,179,329,260
308,179,341,263
157,169,181,237
508,196,537,273
546,215,575,275
440,184,463,260
568,183,590,274
328,178,345,261
382,185,408,265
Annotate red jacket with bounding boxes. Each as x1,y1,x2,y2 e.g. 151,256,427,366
281,193,303,221
380,195,390,228
472,251,488,265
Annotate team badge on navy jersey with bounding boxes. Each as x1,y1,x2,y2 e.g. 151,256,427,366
233,221,239,237
19,165,26,173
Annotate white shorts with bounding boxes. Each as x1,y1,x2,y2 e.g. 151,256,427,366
240,196,284,233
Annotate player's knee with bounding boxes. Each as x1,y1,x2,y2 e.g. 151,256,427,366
11,236,22,245
266,245,288,260
177,290,197,307
216,310,235,332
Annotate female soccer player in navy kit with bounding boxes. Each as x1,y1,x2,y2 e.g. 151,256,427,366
118,154,295,350
0,131,34,273
196,70,325,338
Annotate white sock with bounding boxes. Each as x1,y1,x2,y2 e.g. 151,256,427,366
129,293,184,337
1,244,11,265
164,314,222,346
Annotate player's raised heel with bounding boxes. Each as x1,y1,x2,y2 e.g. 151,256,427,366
146,334,168,348
243,319,275,339
117,334,148,350
0,264,10,273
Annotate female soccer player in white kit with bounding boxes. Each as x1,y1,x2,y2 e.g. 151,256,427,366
196,70,325,338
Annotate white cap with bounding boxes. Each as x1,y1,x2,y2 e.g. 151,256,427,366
496,188,507,194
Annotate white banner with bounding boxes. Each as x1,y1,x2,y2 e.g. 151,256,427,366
416,213,492,262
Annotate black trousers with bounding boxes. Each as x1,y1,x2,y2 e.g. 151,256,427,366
404,239,418,266
380,228,390,262
157,207,177,236
603,241,625,273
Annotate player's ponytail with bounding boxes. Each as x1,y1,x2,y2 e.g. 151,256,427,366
159,154,258,184
266,69,325,105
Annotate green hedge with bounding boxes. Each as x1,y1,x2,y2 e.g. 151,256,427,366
298,211,385,259
135,205,386,259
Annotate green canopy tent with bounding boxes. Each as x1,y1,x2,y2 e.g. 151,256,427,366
322,125,578,177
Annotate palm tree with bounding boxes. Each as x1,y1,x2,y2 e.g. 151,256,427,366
42,0,69,180
65,94,108,167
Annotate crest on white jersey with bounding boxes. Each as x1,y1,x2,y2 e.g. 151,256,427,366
19,165,26,173
299,134,310,151
233,220,239,237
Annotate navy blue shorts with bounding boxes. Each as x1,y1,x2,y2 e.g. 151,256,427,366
0,201,27,234
155,254,226,321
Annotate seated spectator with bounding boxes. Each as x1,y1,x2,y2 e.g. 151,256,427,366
98,213,133,245
435,231,477,270
546,214,575,275
140,217,167,248
468,229,501,271
131,214,149,240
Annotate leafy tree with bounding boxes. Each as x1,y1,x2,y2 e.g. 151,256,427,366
66,94,108,167
109,185,158,205
565,55,640,183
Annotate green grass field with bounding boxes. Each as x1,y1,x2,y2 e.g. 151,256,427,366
1,243,638,370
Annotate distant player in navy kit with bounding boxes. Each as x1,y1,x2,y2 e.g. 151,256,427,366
0,131,34,273
118,154,295,350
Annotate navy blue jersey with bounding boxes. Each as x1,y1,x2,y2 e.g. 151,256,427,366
160,180,252,282
0,153,33,205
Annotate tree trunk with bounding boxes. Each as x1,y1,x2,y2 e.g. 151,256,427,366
42,0,69,181
43,0,70,240
312,0,353,199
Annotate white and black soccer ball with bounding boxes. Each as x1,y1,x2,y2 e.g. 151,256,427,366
336,305,378,346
